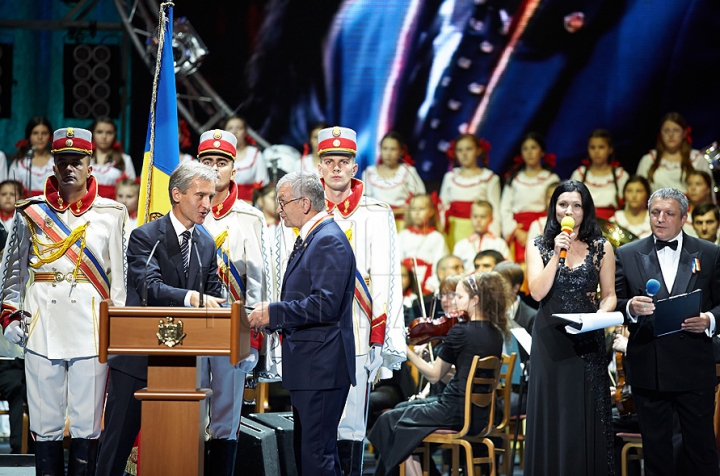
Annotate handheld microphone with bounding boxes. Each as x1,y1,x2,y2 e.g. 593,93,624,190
194,244,204,308
26,146,36,160
142,240,161,306
558,216,575,265
645,279,661,298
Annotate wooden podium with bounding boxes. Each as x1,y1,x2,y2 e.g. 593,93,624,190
99,301,250,476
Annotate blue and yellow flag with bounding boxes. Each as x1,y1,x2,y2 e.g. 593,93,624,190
137,3,179,224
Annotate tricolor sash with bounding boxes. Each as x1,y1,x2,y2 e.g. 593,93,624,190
197,225,246,301
355,269,372,323
22,202,110,299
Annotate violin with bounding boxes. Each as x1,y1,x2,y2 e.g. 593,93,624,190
407,310,469,345
614,327,635,415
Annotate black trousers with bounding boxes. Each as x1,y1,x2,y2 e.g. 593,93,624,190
290,386,350,476
0,359,26,454
96,369,145,476
633,386,719,476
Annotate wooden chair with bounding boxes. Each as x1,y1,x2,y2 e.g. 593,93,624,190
402,354,503,476
617,432,642,476
487,353,517,476
0,395,29,454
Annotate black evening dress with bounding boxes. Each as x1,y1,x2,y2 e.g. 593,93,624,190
524,236,615,475
368,321,503,476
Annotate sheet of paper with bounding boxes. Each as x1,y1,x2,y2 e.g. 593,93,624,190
511,327,532,354
552,311,624,334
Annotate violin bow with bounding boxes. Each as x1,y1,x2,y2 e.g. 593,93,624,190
412,257,428,318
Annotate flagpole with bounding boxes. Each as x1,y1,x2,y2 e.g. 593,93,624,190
143,1,175,223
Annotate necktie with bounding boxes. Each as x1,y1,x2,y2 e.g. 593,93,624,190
180,230,191,274
288,235,304,263
655,239,678,251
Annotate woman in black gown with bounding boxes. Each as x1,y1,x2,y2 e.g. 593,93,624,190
368,271,510,476
524,180,617,475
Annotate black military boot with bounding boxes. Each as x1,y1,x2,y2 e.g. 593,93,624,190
66,438,98,476
34,440,65,476
206,438,238,476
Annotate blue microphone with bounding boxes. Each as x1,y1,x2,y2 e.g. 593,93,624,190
645,279,661,298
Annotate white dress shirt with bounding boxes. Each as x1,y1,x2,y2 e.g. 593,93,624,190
169,209,196,307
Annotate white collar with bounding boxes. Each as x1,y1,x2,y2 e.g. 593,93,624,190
299,211,329,240
169,209,195,238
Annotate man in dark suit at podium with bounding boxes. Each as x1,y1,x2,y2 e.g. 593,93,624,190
249,171,356,476
97,161,225,476
615,187,720,476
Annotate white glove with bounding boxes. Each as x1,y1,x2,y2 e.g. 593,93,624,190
364,345,383,382
4,321,26,345
237,347,259,373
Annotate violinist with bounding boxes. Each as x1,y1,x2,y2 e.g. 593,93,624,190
406,274,464,401
423,255,465,319
368,272,509,476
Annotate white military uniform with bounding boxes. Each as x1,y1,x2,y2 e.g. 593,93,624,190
200,180,270,439
0,175,127,440
195,129,270,442
326,178,406,441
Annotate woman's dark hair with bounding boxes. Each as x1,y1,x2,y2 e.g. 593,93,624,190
380,130,405,149
89,116,125,172
16,116,53,159
647,112,693,184
309,121,329,140
458,271,511,339
541,180,602,247
622,175,651,209
505,131,553,184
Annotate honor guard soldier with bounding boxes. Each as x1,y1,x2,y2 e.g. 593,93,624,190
0,127,127,475
317,126,406,475
197,129,270,475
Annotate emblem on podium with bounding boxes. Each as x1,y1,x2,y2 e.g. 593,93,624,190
157,317,186,347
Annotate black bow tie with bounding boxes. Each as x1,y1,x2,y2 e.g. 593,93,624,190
655,239,678,251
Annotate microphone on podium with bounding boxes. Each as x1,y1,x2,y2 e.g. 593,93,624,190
558,216,575,265
645,279,661,298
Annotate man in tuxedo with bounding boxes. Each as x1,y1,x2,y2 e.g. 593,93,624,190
615,187,720,476
248,171,356,476
97,161,225,476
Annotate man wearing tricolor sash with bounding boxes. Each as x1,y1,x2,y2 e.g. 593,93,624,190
0,127,127,475
316,126,406,476
197,129,271,475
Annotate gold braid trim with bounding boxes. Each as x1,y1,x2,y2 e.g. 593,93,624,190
214,230,228,250
214,230,231,289
26,220,89,282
